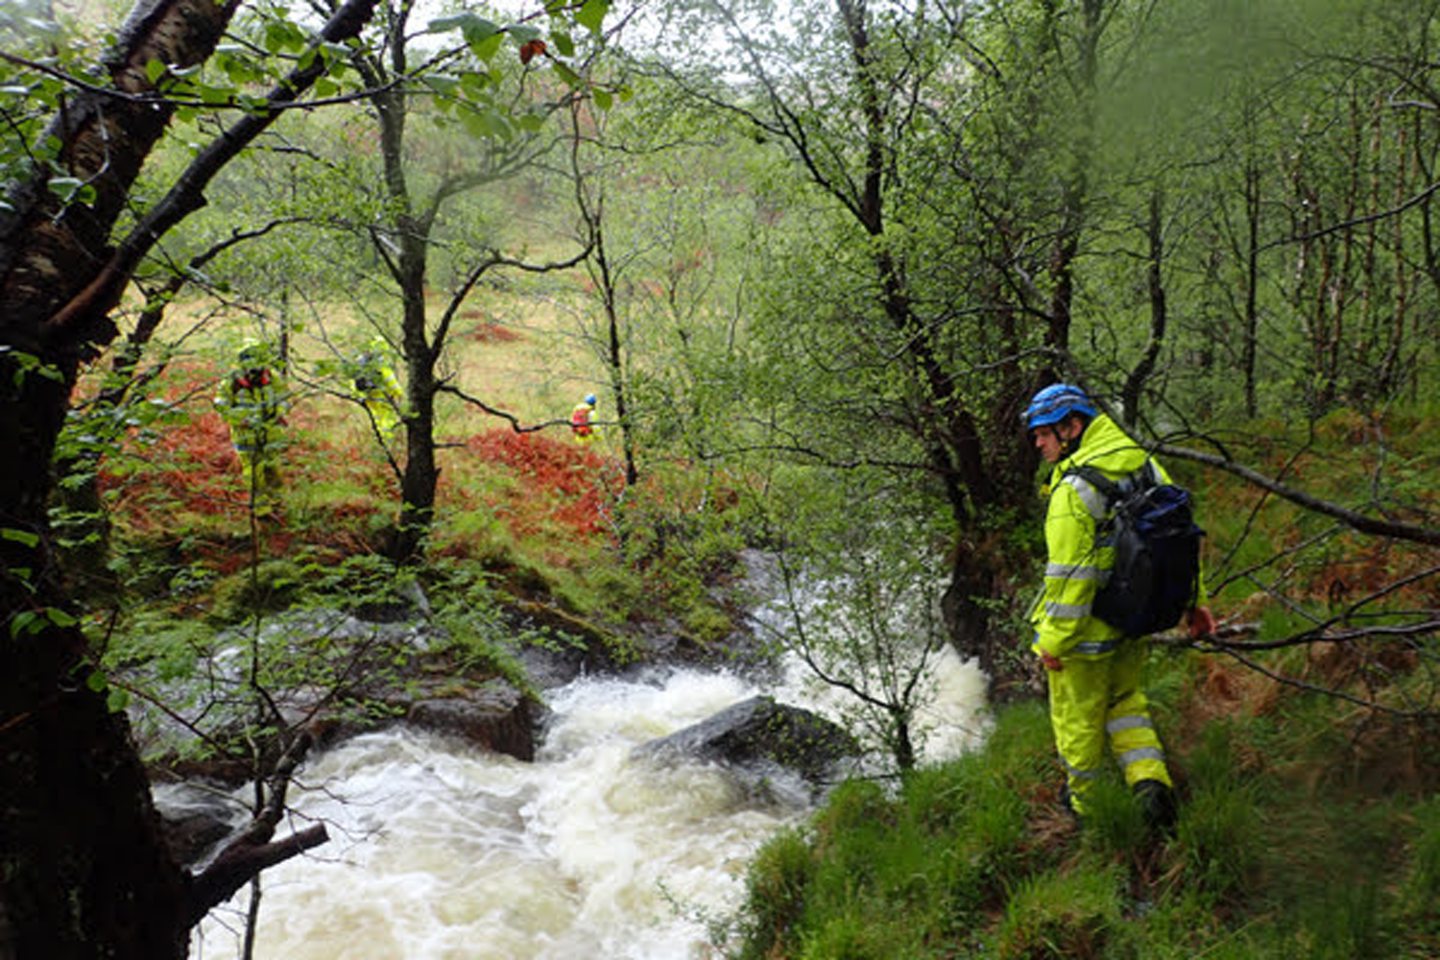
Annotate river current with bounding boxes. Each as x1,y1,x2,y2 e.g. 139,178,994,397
190,650,988,959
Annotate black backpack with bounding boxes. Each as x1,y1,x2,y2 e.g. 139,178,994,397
1068,461,1204,637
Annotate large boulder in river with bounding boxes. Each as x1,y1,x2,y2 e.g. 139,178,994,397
405,679,548,761
634,695,859,793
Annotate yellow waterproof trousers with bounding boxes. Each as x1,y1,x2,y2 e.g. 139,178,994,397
1046,639,1171,815
363,396,401,440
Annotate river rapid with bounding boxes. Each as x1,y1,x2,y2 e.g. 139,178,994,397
190,650,989,959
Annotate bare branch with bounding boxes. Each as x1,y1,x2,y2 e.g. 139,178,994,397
183,730,326,924
1153,441,1440,546
43,0,380,344
436,383,569,434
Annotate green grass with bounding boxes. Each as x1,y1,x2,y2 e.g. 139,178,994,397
722,674,1440,959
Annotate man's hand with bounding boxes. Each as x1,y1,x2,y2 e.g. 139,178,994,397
1186,606,1217,639
1038,649,1064,672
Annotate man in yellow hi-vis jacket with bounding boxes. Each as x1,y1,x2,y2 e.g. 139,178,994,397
349,338,404,442
1024,383,1215,833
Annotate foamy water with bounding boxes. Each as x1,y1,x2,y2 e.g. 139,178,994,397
192,657,988,959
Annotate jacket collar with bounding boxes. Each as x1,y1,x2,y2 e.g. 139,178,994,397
1053,413,1149,476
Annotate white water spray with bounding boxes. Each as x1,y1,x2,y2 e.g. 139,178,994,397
193,657,987,959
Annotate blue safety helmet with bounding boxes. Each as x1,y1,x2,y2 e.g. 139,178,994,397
584,393,597,406
1023,383,1097,431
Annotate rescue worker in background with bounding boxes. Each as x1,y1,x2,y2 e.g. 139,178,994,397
570,393,597,444
215,340,288,514
350,337,404,442
1024,382,1216,833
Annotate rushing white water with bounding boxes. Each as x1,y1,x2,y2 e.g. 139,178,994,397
192,654,988,960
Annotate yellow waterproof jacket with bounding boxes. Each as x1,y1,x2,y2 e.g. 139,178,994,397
1029,413,1205,660
353,357,402,404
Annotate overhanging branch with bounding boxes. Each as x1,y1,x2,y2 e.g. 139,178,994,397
1153,441,1440,546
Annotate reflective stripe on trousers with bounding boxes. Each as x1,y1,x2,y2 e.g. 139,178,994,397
1045,639,1171,815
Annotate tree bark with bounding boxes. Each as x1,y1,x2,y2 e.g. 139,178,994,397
0,1,376,953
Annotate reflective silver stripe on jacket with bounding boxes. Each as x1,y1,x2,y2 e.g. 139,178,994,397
1073,639,1120,655
1045,601,1091,620
1062,473,1108,519
1045,561,1106,581
1061,758,1099,779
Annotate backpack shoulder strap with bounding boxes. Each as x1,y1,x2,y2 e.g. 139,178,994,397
1059,465,1116,521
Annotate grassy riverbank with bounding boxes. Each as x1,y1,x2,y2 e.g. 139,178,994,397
721,654,1440,959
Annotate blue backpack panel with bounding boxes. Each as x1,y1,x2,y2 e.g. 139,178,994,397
1069,461,1204,637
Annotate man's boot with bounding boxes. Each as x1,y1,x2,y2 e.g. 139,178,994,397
1133,779,1177,836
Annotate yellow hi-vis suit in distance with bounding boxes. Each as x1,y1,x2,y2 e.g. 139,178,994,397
570,396,597,444
1029,412,1205,815
350,348,404,441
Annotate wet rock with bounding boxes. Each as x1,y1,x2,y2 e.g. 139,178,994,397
634,695,859,788
406,679,550,761
152,782,246,867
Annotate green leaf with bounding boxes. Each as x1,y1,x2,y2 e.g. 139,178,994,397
2,528,40,548
46,607,78,628
551,31,575,58
46,176,83,200
106,688,130,712
264,21,288,54
199,83,232,106
428,12,475,32
460,71,491,99
423,74,461,97
471,31,504,62
510,25,542,43
9,611,41,639
462,17,500,43
576,0,609,35
86,669,107,693
517,113,545,133
462,108,510,141
236,93,271,114
144,58,166,85
593,87,613,111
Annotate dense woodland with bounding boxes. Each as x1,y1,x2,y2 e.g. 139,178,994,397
2,0,1439,956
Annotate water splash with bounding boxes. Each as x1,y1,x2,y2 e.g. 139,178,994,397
193,654,989,958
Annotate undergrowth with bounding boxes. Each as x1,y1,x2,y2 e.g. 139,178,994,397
718,647,1440,959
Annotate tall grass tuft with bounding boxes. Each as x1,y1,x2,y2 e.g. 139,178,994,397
1175,721,1265,903
990,863,1123,960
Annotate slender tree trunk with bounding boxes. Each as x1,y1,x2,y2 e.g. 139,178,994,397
367,57,442,562
396,243,440,561
1120,189,1168,426
587,192,640,487
1243,158,1261,418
